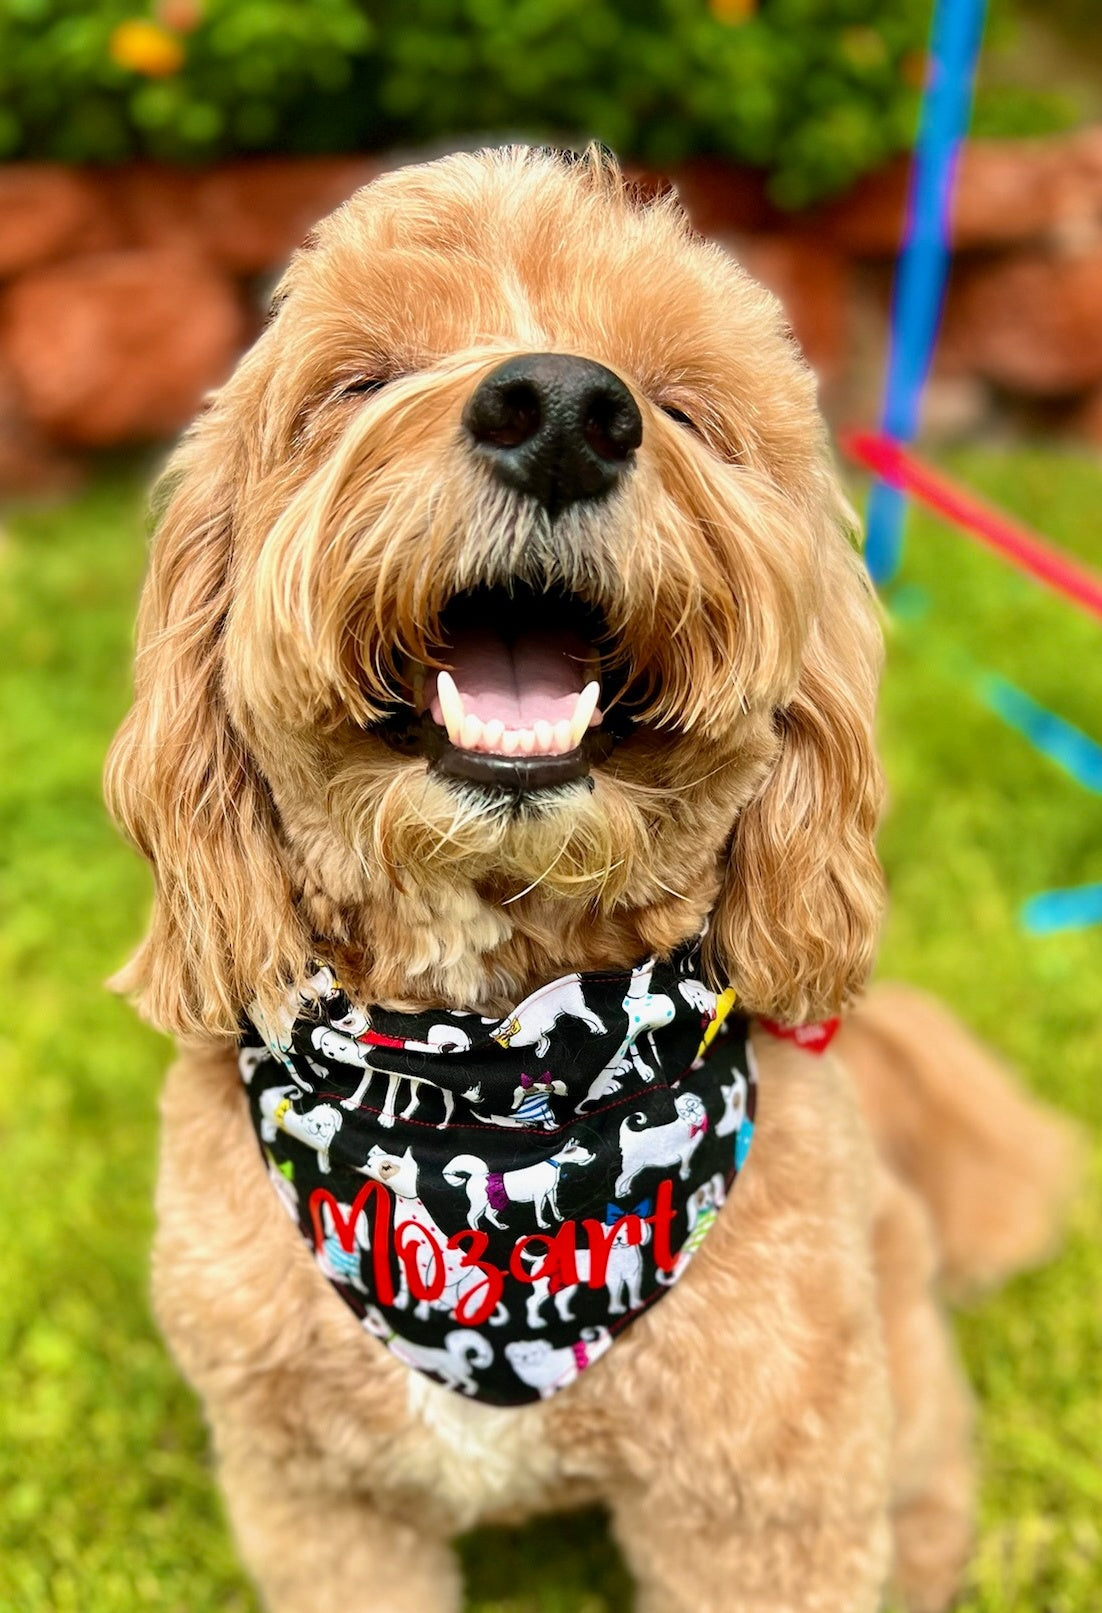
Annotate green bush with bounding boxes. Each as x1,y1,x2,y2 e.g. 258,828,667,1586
0,0,935,205
0,0,1087,206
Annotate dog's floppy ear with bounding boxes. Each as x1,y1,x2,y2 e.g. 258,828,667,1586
704,534,885,1025
105,405,310,1040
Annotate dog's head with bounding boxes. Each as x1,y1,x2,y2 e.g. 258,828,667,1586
106,146,883,1039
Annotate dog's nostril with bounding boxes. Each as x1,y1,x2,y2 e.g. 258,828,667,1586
468,379,542,450
583,392,643,464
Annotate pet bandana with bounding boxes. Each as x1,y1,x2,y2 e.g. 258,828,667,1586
240,947,758,1406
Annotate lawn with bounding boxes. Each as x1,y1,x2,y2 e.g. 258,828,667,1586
1,447,1099,1612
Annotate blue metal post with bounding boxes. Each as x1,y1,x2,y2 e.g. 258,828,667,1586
865,0,988,585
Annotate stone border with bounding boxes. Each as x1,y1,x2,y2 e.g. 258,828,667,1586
3,135,1102,491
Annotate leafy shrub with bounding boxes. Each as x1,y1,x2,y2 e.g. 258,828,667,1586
0,0,1071,206
0,0,373,167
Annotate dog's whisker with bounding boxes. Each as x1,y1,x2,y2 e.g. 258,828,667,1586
500,833,574,905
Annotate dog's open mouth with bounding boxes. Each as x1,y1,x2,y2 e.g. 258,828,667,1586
378,583,630,792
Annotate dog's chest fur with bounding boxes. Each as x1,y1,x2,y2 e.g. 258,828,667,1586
405,1377,566,1520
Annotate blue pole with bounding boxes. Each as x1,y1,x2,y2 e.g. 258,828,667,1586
865,0,988,585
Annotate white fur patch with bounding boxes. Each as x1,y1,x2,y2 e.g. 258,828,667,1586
407,1373,558,1515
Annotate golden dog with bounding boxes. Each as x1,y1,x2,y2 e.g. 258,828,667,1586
106,146,1076,1613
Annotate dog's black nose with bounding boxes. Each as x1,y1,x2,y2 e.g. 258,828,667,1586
463,353,642,516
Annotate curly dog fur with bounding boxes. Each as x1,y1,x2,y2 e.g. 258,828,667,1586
106,146,1078,1613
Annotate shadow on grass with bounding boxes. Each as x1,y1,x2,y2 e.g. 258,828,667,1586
460,1509,632,1613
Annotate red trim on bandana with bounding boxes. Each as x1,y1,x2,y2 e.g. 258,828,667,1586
357,1029,407,1049
757,1017,841,1055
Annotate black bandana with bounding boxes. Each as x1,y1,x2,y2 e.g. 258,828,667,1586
240,947,757,1406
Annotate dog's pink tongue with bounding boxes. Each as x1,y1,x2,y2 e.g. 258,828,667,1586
430,630,589,726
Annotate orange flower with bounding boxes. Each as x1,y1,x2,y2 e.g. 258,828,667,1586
709,0,757,22
109,19,186,77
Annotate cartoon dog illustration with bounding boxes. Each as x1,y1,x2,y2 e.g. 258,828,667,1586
504,1328,612,1398
360,1146,509,1324
258,1086,343,1174
361,1307,493,1396
471,1070,567,1130
238,1044,271,1087
677,977,718,1018
615,1092,709,1197
657,1173,727,1286
491,976,606,1057
579,961,676,1110
524,1217,650,1328
443,1138,596,1231
715,1066,749,1138
314,1197,371,1293
312,1025,471,1129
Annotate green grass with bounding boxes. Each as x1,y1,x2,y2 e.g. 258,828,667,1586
1,448,1100,1611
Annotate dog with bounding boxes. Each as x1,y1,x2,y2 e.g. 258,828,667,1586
504,1328,613,1400
578,959,677,1109
443,1137,596,1230
362,1307,495,1397
106,146,1079,1611
358,1144,509,1324
490,975,607,1053
256,1085,342,1173
615,1092,709,1197
524,1215,650,1326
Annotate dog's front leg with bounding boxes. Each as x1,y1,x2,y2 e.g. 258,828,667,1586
219,1438,463,1613
154,1049,464,1613
598,1042,894,1613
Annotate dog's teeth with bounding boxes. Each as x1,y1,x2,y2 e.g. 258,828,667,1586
534,720,553,754
518,729,536,755
437,670,465,744
501,729,520,755
553,719,572,753
460,712,483,751
483,719,505,753
573,680,601,737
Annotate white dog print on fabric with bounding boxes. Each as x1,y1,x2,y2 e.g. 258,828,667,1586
615,1092,709,1198
444,1138,597,1231
678,977,718,1019
314,1197,371,1294
491,975,606,1057
504,1328,612,1399
312,1025,473,1129
360,1146,509,1325
258,1086,343,1174
579,961,677,1110
471,1070,568,1130
716,1067,749,1138
524,1216,650,1328
238,1044,271,1087
362,1307,493,1396
657,1173,727,1287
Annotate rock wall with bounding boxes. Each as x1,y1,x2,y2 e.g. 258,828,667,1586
2,136,1102,492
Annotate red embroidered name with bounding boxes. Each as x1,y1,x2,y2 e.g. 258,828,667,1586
309,1178,680,1327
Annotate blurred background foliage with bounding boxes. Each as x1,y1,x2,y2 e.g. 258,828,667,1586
0,0,1093,206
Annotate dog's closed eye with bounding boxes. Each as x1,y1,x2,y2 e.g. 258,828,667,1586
659,403,700,433
337,374,394,399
